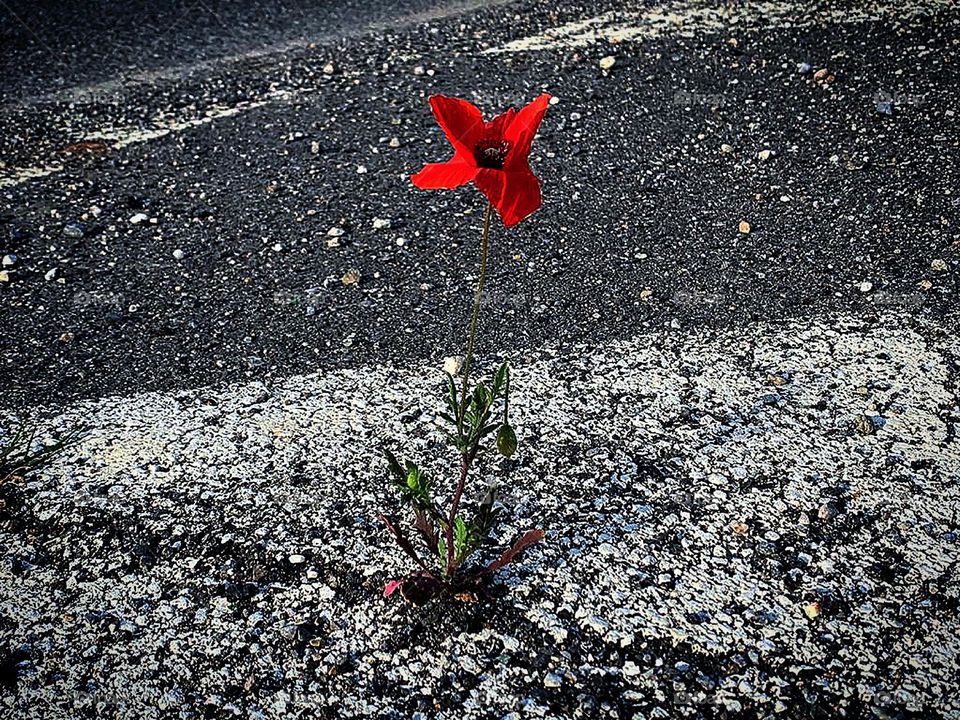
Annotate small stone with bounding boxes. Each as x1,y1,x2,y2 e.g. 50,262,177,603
372,218,391,230
858,281,873,293
63,222,86,239
587,615,610,633
310,141,321,155
757,149,774,161
0,271,9,283
172,249,185,261
813,68,829,81
599,56,616,71
738,220,751,234
443,356,462,376
44,268,57,281
1,255,15,267
797,62,812,74
327,227,346,237
543,672,562,688
130,213,149,225
918,279,932,291
804,601,821,619
931,258,947,271
732,522,749,535
412,65,425,76
356,165,367,174
818,502,839,522
288,554,306,564
323,62,335,75
59,332,74,343
341,269,360,286
720,143,734,154
388,137,401,148
640,288,653,301
272,243,283,252
325,237,341,249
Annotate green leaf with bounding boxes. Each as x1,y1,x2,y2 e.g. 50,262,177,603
496,423,518,458
444,372,460,416
493,361,509,398
384,448,405,482
454,517,469,560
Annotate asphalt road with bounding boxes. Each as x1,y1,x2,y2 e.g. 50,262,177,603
0,0,957,408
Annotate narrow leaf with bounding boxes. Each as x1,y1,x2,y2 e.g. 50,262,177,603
483,529,546,575
379,513,429,571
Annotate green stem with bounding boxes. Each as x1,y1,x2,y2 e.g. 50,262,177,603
445,201,493,575
457,201,493,435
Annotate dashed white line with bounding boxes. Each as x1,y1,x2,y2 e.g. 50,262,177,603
488,0,952,53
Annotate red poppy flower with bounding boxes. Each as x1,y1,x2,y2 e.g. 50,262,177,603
411,93,552,227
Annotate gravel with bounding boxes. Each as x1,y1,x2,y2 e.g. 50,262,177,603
2,312,958,718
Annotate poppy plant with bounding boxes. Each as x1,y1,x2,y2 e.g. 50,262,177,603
379,94,553,605
411,93,552,227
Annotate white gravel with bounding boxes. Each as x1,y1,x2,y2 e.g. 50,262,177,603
1,312,958,718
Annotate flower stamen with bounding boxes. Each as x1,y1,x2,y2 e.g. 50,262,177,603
474,138,511,169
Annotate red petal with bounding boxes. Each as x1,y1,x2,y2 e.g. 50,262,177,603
411,160,477,190
485,107,516,140
383,579,404,598
428,95,485,157
504,94,552,170
474,167,542,227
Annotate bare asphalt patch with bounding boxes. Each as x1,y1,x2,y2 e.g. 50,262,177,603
1,0,957,408
1,312,958,718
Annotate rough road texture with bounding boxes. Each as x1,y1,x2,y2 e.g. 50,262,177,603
2,313,958,719
2,0,958,407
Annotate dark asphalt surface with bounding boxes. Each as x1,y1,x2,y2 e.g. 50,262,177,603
1,0,958,408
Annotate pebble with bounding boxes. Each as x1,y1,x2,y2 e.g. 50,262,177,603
543,672,562,688
323,62,335,75
288,554,306,564
930,258,947,271
738,220,751,234
876,101,894,115
130,213,149,225
172,249,185,261
327,227,346,237
62,222,86,239
757,149,774,162
720,143,734,153
858,281,873,293
372,218,392,230
341,269,360,286
0,271,9,283
804,602,822,620
813,68,829,81
2,254,15,267
388,137,401,148
818,502,839,521
797,62,812,74
599,56,616,71
443,356,462,376
44,268,58,281
310,141,321,155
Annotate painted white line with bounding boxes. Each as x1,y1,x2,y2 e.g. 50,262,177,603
488,0,953,53
0,94,284,189
2,313,958,716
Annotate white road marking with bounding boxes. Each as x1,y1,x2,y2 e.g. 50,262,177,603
488,0,953,53
0,94,283,189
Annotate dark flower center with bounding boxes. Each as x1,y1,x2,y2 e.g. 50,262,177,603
474,138,511,169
